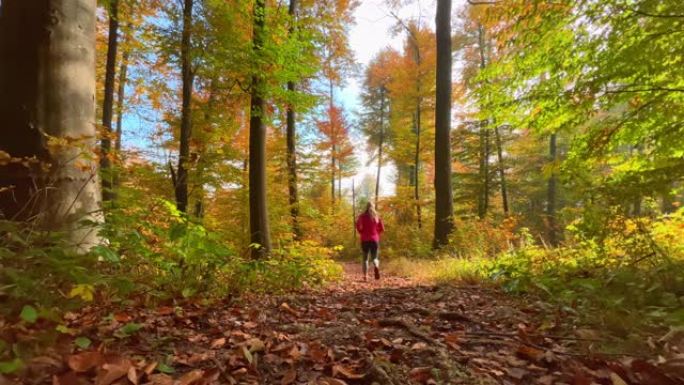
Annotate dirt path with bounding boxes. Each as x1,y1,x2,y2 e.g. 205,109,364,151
27,263,682,385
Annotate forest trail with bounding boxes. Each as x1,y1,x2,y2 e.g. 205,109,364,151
34,263,681,385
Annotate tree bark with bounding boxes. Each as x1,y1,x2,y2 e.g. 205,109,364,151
115,48,129,153
375,87,385,207
411,37,423,229
0,0,102,250
330,81,336,211
547,133,558,246
433,0,454,249
286,0,300,239
414,97,422,229
478,122,488,219
249,0,272,257
352,178,357,242
101,0,119,202
494,125,509,215
476,23,490,219
175,0,194,213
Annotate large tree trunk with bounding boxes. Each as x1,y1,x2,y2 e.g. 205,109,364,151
0,0,101,250
375,87,385,207
433,0,454,249
286,0,300,239
547,133,558,246
494,125,509,215
175,0,194,213
101,0,119,202
249,0,272,257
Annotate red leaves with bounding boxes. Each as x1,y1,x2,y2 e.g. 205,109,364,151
331,364,365,380
409,367,434,384
23,263,684,385
67,351,104,373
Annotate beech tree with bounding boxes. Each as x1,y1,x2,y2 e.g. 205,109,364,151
249,0,272,256
0,0,101,249
433,0,454,248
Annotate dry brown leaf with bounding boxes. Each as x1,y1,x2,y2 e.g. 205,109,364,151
409,367,433,383
113,313,132,322
143,361,158,375
515,345,544,362
610,372,628,385
245,338,265,353
332,364,365,380
127,366,138,385
147,373,174,385
318,377,348,385
280,303,299,316
411,342,428,351
210,337,226,349
177,369,204,385
156,306,175,316
67,351,104,373
52,372,82,385
281,369,297,385
95,358,132,385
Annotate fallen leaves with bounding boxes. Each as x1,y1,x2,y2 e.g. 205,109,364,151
12,263,684,385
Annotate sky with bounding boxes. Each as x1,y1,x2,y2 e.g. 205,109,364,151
337,0,466,201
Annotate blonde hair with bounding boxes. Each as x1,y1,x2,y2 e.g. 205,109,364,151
365,202,378,220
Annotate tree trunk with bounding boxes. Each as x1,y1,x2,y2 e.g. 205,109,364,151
433,0,454,249
375,87,385,207
101,0,119,202
476,23,490,219
115,50,129,153
478,122,487,219
494,125,509,215
352,178,357,242
413,45,423,229
249,0,272,257
338,166,342,200
175,0,194,213
547,133,558,246
330,81,336,211
0,0,101,250
286,0,300,239
113,42,129,194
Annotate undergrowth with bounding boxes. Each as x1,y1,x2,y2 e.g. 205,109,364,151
0,199,342,373
386,209,684,345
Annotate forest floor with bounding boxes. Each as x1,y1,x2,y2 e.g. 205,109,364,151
16,264,684,385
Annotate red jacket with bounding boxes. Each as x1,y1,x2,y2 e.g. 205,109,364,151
356,212,385,242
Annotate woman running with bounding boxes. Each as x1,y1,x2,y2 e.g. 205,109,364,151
355,202,385,281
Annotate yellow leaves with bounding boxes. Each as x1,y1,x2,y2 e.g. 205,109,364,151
68,284,95,302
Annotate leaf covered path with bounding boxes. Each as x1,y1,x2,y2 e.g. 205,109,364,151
24,263,684,385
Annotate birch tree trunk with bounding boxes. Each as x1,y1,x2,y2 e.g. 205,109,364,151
0,0,102,250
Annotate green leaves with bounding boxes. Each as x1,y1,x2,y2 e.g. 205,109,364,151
75,337,92,349
116,323,143,338
20,305,38,324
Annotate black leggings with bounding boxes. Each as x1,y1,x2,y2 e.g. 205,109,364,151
361,241,379,275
